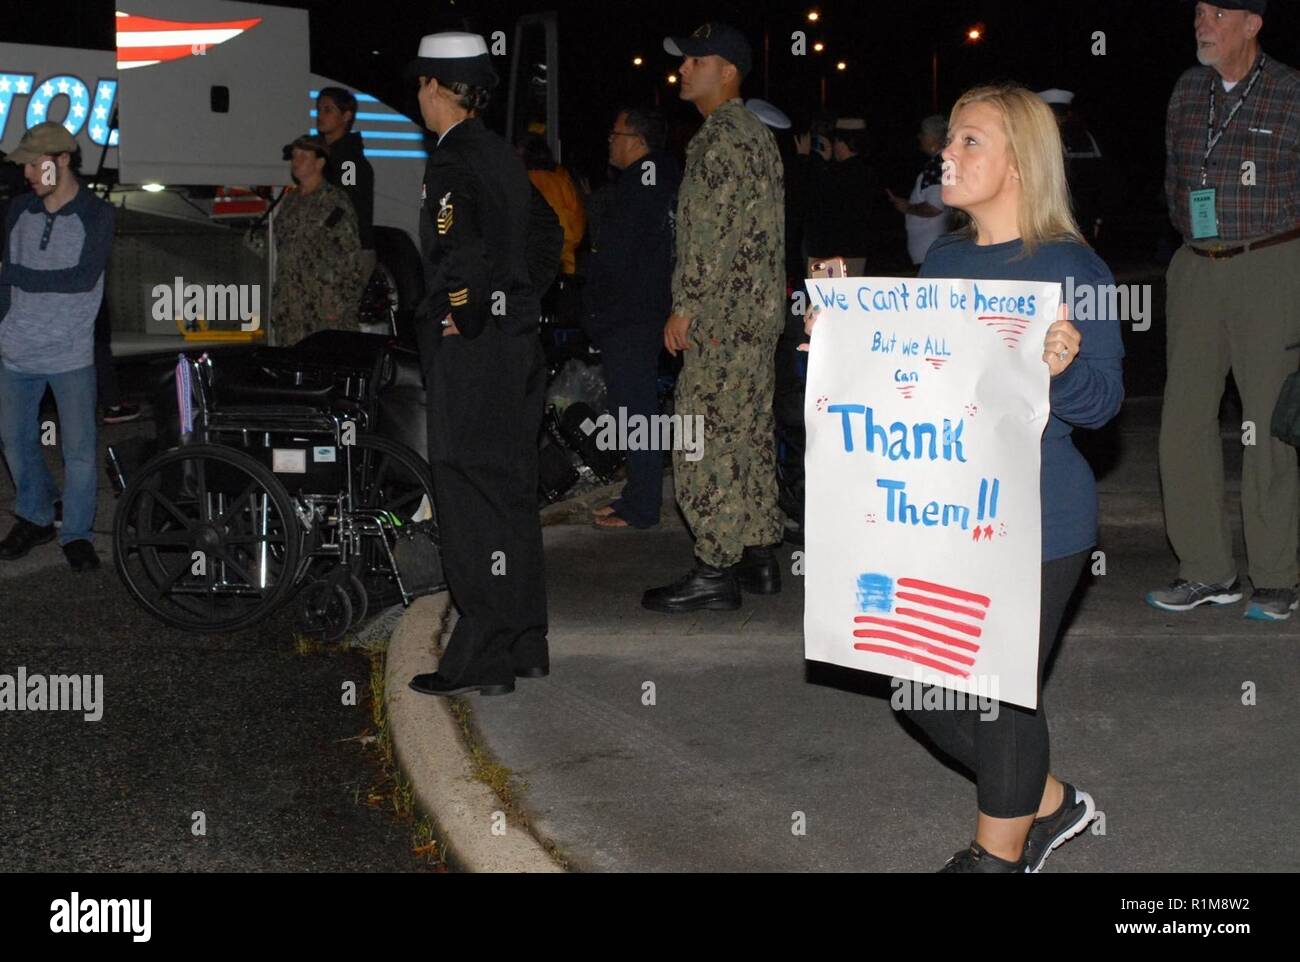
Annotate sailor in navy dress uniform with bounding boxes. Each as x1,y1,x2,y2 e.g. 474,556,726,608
405,32,549,697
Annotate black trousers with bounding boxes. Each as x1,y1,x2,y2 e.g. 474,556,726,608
898,550,1088,818
598,322,664,527
419,320,549,683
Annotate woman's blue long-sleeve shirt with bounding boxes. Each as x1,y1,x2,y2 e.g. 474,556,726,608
919,235,1125,561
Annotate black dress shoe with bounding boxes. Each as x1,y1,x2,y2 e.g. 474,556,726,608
642,560,741,612
0,518,57,560
735,545,781,595
409,671,515,697
514,665,549,679
62,539,101,572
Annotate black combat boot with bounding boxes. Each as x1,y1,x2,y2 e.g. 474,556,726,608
641,559,742,613
735,545,781,595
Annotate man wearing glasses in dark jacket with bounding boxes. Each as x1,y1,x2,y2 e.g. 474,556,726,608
588,107,681,529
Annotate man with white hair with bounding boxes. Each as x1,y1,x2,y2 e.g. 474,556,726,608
1151,0,1300,621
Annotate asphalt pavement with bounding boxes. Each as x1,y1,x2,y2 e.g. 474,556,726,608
0,415,430,872
466,398,1299,872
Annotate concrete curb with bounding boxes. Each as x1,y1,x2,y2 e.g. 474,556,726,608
384,592,565,873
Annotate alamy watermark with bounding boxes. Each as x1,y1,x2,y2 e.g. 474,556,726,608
151,275,261,335
1064,276,1151,331
581,407,706,462
0,667,103,721
890,673,1000,721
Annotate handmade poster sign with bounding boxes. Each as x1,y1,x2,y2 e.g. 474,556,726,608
802,276,1060,710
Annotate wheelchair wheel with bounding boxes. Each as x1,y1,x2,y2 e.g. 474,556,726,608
349,434,436,607
113,444,303,633
299,579,353,642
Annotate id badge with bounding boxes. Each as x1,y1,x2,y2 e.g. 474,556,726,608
1189,188,1219,239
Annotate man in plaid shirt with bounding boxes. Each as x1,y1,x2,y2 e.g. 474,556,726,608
1150,0,1300,620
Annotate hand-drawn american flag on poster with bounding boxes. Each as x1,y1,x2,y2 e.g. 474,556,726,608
852,574,988,678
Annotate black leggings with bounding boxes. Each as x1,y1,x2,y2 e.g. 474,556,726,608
898,550,1088,818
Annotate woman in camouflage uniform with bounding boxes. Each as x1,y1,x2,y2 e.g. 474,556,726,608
271,135,364,345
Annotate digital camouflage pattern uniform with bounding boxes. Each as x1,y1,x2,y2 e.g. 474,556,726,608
271,180,364,345
672,97,786,568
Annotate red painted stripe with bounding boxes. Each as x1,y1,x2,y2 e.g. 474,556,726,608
853,616,980,654
894,606,983,637
852,643,971,678
117,46,195,62
117,15,262,33
898,577,990,606
895,591,987,621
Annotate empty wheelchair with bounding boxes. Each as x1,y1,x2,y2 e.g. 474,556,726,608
110,332,443,639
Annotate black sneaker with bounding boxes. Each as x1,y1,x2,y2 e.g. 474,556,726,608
1146,577,1242,612
1022,782,1096,873
103,402,141,424
938,841,1027,873
62,539,101,572
0,518,58,560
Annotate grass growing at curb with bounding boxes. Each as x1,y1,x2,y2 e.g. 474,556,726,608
364,645,447,868
445,695,571,870
291,625,446,867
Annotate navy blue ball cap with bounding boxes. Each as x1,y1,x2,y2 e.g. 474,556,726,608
664,22,753,79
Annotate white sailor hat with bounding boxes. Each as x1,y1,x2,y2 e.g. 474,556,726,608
1036,88,1075,106
404,31,499,88
745,98,792,130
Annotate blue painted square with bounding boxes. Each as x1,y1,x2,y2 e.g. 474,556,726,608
856,572,894,613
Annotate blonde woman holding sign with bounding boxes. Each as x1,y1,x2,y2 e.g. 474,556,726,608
804,84,1124,872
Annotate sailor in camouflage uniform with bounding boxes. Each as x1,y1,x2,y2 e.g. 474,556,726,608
643,23,786,614
271,135,363,345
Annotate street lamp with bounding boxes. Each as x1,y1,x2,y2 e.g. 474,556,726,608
933,25,987,113
667,73,678,85
807,10,820,22
836,61,847,71
813,41,825,52
632,56,643,66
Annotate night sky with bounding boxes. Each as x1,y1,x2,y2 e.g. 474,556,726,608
13,0,1300,237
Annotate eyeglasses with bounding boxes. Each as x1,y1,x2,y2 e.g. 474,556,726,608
608,130,640,141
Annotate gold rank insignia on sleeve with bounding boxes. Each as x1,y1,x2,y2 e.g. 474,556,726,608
449,287,469,306
437,191,454,234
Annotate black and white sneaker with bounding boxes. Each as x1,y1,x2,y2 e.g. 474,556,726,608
1146,577,1242,612
1022,782,1096,873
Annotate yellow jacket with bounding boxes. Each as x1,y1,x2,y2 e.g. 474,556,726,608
528,166,586,275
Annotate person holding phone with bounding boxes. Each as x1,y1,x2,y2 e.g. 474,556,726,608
804,83,1124,872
